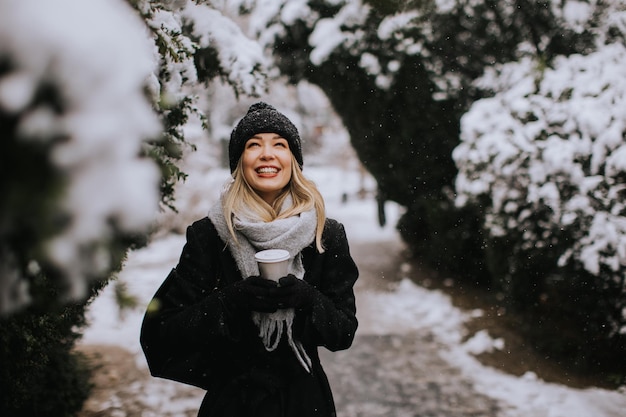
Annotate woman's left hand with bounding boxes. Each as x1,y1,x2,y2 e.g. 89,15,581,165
273,274,318,311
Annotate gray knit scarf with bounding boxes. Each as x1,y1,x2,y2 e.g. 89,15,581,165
208,195,316,372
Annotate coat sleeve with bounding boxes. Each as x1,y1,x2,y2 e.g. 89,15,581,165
302,219,359,352
139,218,242,389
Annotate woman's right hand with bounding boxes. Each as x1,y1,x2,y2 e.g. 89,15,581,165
223,276,280,313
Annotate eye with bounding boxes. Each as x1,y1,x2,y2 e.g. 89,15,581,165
246,140,261,148
274,140,288,148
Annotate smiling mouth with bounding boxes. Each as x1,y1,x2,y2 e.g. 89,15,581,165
256,167,279,174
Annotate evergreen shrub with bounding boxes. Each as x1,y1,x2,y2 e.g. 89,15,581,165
454,42,626,376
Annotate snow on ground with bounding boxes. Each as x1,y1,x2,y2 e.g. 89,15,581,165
81,166,626,417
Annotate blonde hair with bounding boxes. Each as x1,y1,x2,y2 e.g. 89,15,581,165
222,156,326,253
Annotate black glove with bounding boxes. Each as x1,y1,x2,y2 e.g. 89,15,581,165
222,276,280,313
274,274,319,311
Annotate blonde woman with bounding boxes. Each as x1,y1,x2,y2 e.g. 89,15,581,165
141,103,359,417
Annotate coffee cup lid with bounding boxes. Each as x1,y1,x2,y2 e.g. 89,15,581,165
255,249,290,263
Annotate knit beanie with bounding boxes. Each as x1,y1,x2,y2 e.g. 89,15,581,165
229,102,303,173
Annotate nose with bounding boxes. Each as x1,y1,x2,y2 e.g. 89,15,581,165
259,143,275,159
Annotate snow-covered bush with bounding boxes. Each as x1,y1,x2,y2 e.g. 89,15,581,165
0,0,164,413
0,0,270,313
453,8,626,337
0,0,270,414
0,0,161,313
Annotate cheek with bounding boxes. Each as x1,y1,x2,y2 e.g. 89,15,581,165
278,151,293,166
282,164,293,182
242,167,253,183
240,157,255,181
241,151,256,170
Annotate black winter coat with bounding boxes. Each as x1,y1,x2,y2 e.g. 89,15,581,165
140,216,359,417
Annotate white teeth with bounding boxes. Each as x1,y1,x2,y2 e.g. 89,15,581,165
257,167,278,174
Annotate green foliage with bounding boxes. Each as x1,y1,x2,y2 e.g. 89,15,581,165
397,194,490,283
193,46,222,83
494,247,626,382
476,180,626,378
0,63,69,304
0,54,136,415
0,272,101,417
543,266,626,379
146,94,195,212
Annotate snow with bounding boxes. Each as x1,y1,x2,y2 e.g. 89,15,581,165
182,1,268,96
557,0,594,33
309,18,349,66
82,164,626,417
308,1,369,65
359,53,382,76
377,11,419,40
280,0,311,25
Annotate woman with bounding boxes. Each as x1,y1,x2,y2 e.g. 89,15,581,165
140,102,359,417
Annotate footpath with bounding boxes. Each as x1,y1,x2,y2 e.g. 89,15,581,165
320,239,501,417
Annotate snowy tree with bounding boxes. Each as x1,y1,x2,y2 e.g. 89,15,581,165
453,2,626,350
0,0,268,414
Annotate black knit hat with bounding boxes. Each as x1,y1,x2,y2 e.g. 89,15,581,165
229,102,303,173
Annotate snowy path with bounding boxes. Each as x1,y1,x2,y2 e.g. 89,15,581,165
79,167,626,417
320,238,501,417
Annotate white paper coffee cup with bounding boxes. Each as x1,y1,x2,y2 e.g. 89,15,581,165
255,249,290,282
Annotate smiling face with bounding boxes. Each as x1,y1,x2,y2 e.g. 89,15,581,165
241,132,293,204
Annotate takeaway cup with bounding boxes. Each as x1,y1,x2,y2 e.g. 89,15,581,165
255,249,290,282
